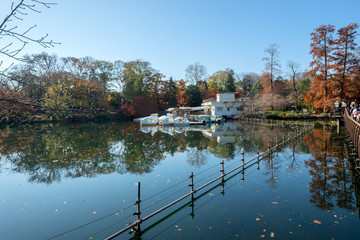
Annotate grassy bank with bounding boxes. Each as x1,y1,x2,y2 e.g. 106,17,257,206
235,110,331,120
0,111,133,126
263,111,330,120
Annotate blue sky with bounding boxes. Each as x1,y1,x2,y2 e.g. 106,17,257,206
1,0,360,80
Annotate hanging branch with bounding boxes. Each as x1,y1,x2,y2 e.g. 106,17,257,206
0,0,59,62
0,0,58,124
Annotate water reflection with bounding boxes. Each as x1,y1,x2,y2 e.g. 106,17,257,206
304,125,356,211
0,122,287,183
1,121,359,214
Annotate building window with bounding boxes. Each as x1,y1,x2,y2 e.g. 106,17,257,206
216,107,223,111
236,107,242,111
227,107,230,111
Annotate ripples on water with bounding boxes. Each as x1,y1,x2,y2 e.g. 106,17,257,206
0,120,359,239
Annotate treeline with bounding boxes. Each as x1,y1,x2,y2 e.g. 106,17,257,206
0,23,359,123
258,23,360,112
0,54,246,123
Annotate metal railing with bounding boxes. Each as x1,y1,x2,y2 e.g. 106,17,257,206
104,123,314,240
344,108,360,163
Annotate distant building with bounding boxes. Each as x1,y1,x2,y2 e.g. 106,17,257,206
201,93,251,118
167,93,252,118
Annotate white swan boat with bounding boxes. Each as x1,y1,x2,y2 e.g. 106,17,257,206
158,113,174,126
140,113,159,126
173,114,190,126
139,113,190,127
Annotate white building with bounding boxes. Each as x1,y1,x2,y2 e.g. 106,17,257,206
167,92,252,118
201,93,251,118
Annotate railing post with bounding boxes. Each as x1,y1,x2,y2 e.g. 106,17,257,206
257,151,260,169
241,150,245,171
220,160,225,182
282,134,285,144
133,182,142,236
189,172,194,202
268,139,271,152
134,182,141,220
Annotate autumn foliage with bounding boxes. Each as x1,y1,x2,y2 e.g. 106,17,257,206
131,96,159,118
306,23,360,111
0,89,35,122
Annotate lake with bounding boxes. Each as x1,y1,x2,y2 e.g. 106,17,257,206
0,120,359,240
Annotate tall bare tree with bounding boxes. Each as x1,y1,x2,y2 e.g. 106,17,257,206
263,44,281,92
287,60,300,93
185,62,207,85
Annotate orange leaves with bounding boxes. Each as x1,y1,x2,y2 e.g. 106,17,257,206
308,24,360,111
260,73,271,95
313,220,322,224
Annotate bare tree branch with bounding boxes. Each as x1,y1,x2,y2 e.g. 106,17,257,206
0,0,59,65
185,62,207,85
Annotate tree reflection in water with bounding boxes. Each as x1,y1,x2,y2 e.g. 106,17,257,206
304,124,356,211
0,121,359,214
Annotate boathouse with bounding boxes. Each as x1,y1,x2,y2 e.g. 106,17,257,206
167,93,252,118
201,93,252,118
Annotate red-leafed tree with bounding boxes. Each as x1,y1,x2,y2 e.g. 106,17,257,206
203,89,221,100
131,96,159,118
259,73,293,110
0,90,35,123
119,102,136,117
177,91,191,107
306,25,335,112
331,23,359,101
260,72,271,95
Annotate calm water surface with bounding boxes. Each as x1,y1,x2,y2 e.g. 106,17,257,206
0,120,359,240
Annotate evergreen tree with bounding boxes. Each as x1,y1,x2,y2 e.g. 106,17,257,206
185,85,202,107
225,71,236,92
165,77,178,107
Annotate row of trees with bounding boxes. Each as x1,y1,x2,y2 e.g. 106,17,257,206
254,23,360,113
0,0,359,123
0,52,248,121
0,0,250,123
306,23,360,112
257,43,311,111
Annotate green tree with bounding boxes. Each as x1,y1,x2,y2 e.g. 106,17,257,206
249,79,263,99
208,69,233,92
299,78,311,95
240,73,259,96
185,85,202,107
121,60,155,101
89,60,114,88
224,70,236,92
43,84,74,119
297,78,312,109
164,77,178,107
